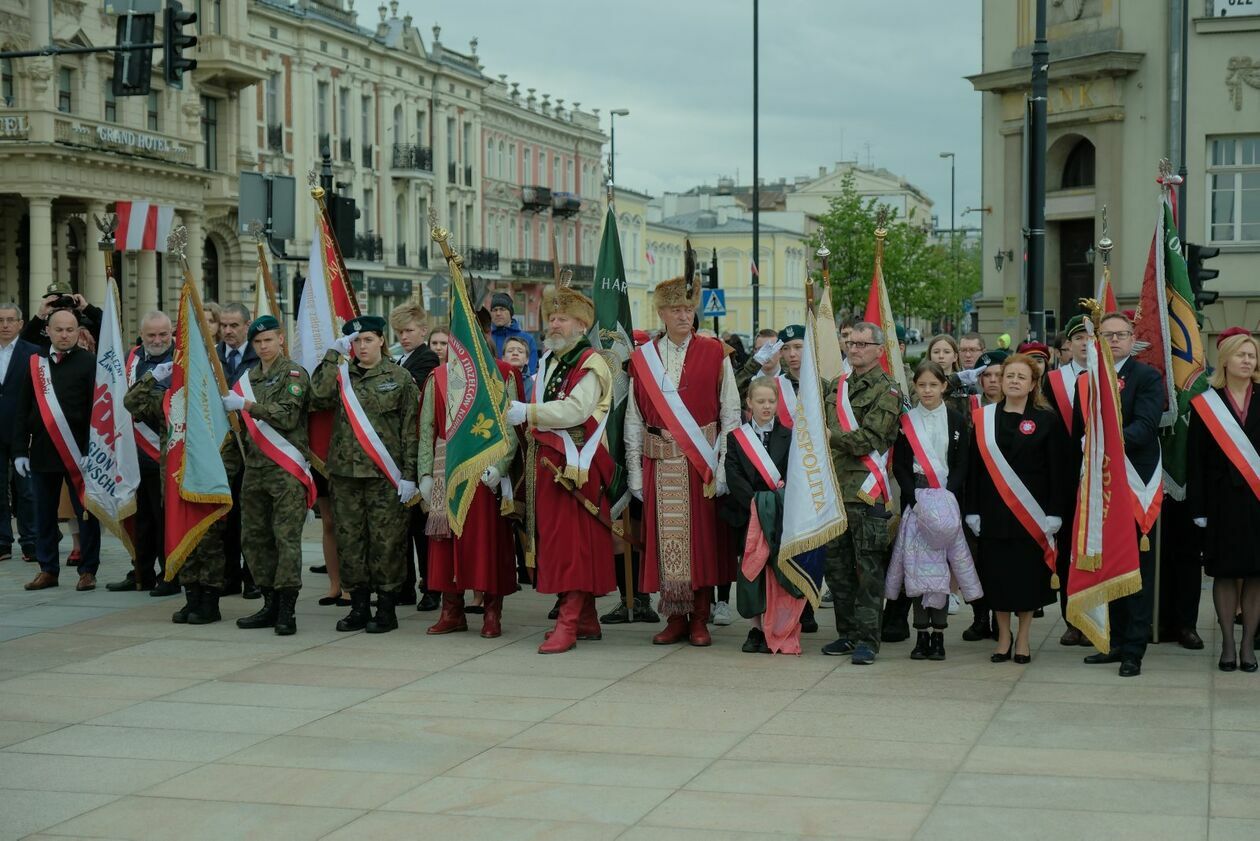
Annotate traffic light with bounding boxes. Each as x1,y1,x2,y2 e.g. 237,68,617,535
163,1,197,89
112,13,155,97
330,194,359,260
1186,243,1221,308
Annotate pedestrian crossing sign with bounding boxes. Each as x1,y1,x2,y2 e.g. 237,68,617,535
701,288,726,317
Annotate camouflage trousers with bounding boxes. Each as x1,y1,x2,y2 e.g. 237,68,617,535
177,515,226,590
242,465,309,591
331,475,407,593
824,503,893,651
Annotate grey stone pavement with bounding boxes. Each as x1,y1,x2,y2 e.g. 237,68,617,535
0,523,1256,841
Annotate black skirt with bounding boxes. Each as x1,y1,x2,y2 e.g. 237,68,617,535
976,534,1055,612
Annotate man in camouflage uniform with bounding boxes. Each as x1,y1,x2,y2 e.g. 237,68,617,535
822,321,903,664
122,361,227,624
221,316,312,636
310,315,419,634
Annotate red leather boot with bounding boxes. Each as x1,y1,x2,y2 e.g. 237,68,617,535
652,613,690,645
480,594,503,639
539,591,580,654
577,593,602,640
689,589,712,647
426,592,468,634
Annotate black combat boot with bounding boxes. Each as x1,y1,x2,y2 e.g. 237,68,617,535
336,588,371,632
910,630,931,660
928,631,946,661
800,602,819,633
366,590,398,634
187,588,221,624
273,589,298,636
172,584,200,624
236,588,278,629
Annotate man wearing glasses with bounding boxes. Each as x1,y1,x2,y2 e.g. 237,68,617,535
1081,311,1164,677
821,322,904,664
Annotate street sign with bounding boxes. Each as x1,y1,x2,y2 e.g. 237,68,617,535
701,288,726,317
961,298,974,313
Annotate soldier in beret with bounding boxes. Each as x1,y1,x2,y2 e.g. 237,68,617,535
310,315,420,634
221,316,313,636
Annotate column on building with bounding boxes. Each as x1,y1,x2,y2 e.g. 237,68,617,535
469,113,483,247
184,211,203,310
432,101,448,233
27,195,54,315
54,210,70,290
84,200,109,305
136,252,159,327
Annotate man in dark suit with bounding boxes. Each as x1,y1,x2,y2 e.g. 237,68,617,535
216,303,261,599
15,309,101,591
391,303,440,609
0,303,39,562
1083,312,1165,677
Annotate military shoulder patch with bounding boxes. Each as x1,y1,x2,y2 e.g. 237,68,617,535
289,369,301,378
288,383,303,396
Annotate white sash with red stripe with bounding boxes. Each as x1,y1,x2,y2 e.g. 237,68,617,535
631,340,718,483
732,423,783,489
337,363,402,488
126,349,162,461
31,355,87,503
1192,389,1260,503
899,410,947,490
775,375,796,429
973,402,1056,572
1126,454,1162,550
833,373,891,503
532,350,610,482
234,375,317,507
1046,366,1078,431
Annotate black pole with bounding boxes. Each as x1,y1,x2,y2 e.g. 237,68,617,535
1177,0,1188,242
609,115,616,186
751,0,760,334
710,247,719,333
950,155,957,335
1026,0,1048,341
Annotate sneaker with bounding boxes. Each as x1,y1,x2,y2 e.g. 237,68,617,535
851,644,877,665
821,637,856,656
820,589,834,608
742,628,768,653
947,594,961,615
713,601,733,626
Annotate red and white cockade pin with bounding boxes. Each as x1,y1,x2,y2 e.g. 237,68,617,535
1019,419,1037,435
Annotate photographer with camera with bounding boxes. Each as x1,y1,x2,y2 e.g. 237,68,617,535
22,282,102,350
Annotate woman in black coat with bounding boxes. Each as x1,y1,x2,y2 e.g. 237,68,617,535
965,353,1068,664
1188,330,1260,671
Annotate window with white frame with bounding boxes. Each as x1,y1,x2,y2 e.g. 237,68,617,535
486,137,496,177
1208,135,1260,243
508,143,517,182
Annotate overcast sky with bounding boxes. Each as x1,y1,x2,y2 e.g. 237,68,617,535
403,0,983,228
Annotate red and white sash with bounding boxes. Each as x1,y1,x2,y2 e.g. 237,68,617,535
969,393,981,413
234,375,317,508
1045,366,1079,431
337,363,402,488
1126,453,1162,550
30,355,86,503
833,373,891,503
732,423,783,489
532,350,610,482
630,341,718,483
973,403,1056,573
899,411,947,490
775,375,796,429
126,349,162,461
1192,389,1260,503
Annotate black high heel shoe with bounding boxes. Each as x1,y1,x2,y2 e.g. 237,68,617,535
990,643,1012,663
1013,650,1032,664
1240,643,1258,673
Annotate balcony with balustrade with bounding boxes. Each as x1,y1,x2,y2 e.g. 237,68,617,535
391,144,433,173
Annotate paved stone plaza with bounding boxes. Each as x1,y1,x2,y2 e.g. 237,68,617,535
0,527,1255,841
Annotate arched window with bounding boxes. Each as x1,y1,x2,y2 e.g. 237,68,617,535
498,140,505,179
202,237,220,302
1061,139,1096,189
486,136,496,178
509,215,517,258
392,104,403,146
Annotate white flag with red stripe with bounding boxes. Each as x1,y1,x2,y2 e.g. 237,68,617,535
114,202,175,252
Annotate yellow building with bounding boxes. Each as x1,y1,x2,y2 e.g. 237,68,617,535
613,187,809,338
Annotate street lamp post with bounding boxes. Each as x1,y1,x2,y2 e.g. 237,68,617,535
940,152,957,335
609,108,629,186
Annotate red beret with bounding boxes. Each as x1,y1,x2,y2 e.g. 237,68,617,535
1216,326,1252,348
1017,341,1050,360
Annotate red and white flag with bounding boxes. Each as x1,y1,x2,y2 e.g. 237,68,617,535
863,246,908,393
114,202,175,252
644,249,656,266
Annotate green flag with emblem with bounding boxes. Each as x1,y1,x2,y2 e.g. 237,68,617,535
433,223,512,535
588,205,634,514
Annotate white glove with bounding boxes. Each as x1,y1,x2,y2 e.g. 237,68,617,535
631,486,643,502
506,401,528,426
753,339,783,366
331,331,359,356
716,480,729,497
1193,517,1207,528
481,466,500,488
965,515,981,536
418,475,434,500
13,457,29,477
956,367,981,388
397,479,419,504
1045,516,1062,536
221,392,246,412
151,361,173,383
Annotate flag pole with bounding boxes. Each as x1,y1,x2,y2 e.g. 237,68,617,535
248,220,283,320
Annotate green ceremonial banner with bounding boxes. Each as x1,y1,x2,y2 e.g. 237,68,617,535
589,206,635,514
440,235,513,535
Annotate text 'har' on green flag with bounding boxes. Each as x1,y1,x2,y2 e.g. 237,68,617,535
589,206,635,514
